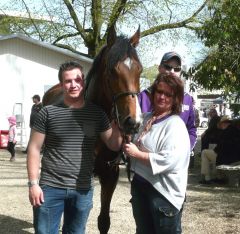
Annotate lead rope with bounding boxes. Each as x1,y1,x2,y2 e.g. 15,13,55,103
121,134,134,182
109,80,140,181
112,104,133,181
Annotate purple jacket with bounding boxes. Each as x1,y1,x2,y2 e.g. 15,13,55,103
138,89,197,150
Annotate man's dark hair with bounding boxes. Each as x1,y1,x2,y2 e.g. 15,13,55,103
32,94,41,102
58,61,84,83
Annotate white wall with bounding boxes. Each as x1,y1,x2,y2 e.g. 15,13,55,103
0,37,92,147
0,54,59,146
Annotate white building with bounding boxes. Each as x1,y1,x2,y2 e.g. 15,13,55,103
0,34,92,148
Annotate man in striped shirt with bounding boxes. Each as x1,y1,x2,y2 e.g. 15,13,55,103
27,61,122,234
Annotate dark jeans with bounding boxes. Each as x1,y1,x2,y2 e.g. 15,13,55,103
33,185,93,234
7,142,16,157
130,178,182,234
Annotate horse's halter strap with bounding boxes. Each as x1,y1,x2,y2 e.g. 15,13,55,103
112,91,139,134
113,91,139,102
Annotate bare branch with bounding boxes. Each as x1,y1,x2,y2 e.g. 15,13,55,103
141,0,209,37
54,42,90,57
52,32,80,44
21,0,44,41
163,0,173,23
104,0,127,38
63,0,87,40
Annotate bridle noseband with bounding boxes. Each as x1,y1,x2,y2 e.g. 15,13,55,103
112,91,139,136
113,91,139,102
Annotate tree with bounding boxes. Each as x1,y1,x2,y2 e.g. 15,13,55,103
142,64,158,83
0,0,209,58
187,0,240,98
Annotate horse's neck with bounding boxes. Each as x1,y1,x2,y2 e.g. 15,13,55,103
86,75,112,117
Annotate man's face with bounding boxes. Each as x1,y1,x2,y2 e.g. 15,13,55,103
61,68,84,101
32,98,38,104
158,58,181,78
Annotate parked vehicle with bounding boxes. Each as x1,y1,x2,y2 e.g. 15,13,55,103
199,116,208,128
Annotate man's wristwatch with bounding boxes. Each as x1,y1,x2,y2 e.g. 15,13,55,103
27,180,38,187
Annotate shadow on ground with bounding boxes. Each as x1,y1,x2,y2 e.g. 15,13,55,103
0,215,32,234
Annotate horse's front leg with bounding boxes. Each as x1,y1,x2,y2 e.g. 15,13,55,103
95,150,120,234
98,164,119,234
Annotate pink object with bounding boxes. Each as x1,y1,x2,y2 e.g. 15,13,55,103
0,130,9,148
8,116,17,125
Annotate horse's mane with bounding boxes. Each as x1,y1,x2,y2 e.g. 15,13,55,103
85,45,107,95
85,35,140,100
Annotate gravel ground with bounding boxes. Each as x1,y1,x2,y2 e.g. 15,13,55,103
0,130,240,234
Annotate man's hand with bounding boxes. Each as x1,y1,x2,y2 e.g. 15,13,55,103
29,185,44,207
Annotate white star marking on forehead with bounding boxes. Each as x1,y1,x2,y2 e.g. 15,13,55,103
123,57,132,69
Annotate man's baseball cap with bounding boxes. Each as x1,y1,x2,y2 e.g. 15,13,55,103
160,52,181,66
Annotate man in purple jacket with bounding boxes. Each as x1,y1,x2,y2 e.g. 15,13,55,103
138,51,197,233
139,51,197,150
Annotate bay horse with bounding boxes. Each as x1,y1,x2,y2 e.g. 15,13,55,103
42,26,142,233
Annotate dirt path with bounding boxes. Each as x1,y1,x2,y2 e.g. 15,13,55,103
0,144,240,234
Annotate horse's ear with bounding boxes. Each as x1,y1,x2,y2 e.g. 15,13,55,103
130,25,140,48
107,25,117,48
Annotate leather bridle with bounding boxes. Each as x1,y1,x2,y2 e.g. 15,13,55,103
112,91,139,140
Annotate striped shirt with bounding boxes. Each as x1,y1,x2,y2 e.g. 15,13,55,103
32,101,110,190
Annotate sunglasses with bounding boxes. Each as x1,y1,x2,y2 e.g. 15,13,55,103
162,64,181,72
155,89,173,98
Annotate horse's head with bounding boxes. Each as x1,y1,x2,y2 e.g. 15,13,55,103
105,27,143,136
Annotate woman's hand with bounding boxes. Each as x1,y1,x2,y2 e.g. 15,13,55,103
123,142,139,158
123,143,149,164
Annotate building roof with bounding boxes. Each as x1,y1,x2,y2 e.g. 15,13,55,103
0,33,93,64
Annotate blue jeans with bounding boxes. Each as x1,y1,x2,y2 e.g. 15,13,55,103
130,178,182,234
33,185,93,234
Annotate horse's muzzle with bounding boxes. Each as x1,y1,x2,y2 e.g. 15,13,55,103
122,116,140,135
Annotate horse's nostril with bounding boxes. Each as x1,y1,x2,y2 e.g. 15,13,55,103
123,117,140,134
135,122,140,130
125,117,136,126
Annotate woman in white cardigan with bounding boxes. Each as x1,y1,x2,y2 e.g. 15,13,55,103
123,74,190,234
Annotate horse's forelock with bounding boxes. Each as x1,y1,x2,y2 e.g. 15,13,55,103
86,35,140,84
107,35,136,74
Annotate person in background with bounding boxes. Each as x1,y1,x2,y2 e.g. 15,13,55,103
30,94,43,128
203,108,207,118
7,116,17,162
201,108,221,152
23,94,43,154
26,61,122,234
199,116,240,184
123,74,190,234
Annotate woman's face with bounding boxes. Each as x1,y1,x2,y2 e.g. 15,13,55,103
153,81,173,115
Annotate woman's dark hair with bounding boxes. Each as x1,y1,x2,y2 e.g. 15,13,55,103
150,74,184,115
58,61,84,83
